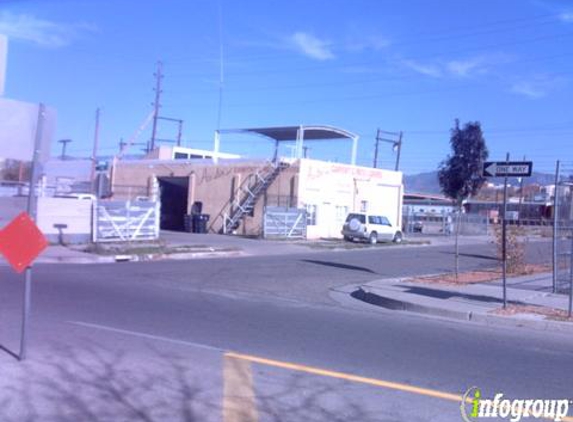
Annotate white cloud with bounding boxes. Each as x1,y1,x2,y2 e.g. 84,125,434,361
559,12,573,23
345,34,390,52
290,32,334,61
401,59,442,78
511,81,546,98
446,57,486,77
510,75,566,99
0,11,95,48
401,53,511,79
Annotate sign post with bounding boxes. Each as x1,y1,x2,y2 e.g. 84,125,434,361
0,101,52,361
21,103,45,360
501,153,509,309
483,157,533,309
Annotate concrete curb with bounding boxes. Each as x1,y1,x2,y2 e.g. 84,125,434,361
35,248,245,265
352,285,573,334
352,287,473,321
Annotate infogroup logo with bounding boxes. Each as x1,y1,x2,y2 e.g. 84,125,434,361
460,387,571,422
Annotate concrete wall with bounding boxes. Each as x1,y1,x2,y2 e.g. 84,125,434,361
112,159,299,236
36,197,92,242
0,197,92,243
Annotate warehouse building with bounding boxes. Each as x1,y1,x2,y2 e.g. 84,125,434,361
110,126,403,239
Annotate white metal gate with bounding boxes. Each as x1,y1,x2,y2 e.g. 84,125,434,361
93,200,160,242
263,206,307,239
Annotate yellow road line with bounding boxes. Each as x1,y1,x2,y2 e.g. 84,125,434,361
223,355,259,422
225,351,465,403
225,352,573,422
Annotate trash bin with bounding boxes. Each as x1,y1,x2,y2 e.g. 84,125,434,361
192,214,210,233
184,214,194,233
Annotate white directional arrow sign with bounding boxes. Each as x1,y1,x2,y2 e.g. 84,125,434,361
482,161,532,177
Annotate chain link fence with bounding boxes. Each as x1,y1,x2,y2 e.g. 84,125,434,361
553,161,573,304
402,210,490,236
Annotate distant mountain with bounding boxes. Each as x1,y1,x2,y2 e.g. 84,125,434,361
403,171,441,194
404,171,555,194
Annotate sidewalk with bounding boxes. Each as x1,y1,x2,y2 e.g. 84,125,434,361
14,231,544,266
24,231,493,265
26,232,316,265
353,273,573,333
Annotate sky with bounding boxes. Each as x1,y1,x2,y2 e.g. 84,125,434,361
1,0,572,174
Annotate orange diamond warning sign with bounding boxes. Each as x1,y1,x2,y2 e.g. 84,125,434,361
0,212,48,273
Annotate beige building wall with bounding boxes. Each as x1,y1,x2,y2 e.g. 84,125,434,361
112,158,402,239
112,159,299,236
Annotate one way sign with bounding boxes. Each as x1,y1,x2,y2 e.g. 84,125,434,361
483,161,533,177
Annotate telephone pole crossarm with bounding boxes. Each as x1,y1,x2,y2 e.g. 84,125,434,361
374,129,403,171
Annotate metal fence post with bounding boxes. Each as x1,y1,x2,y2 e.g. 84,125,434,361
552,160,560,294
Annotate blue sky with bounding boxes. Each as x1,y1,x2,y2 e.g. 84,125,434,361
1,0,572,174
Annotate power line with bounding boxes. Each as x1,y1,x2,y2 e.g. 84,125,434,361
163,12,564,67
63,12,562,68
167,30,573,80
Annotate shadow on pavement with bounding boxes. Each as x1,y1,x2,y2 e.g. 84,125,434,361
301,259,377,274
253,371,386,422
402,286,525,305
0,344,20,361
2,339,391,422
439,251,499,261
0,341,210,422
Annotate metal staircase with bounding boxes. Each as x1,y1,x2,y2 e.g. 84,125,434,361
211,161,290,234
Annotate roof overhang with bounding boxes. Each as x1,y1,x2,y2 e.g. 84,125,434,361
222,125,358,142
214,125,359,165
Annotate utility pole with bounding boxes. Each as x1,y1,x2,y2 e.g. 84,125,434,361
395,131,403,172
150,60,163,152
58,139,72,160
518,154,526,224
374,129,403,171
373,129,380,168
177,119,183,147
303,146,310,158
90,108,101,192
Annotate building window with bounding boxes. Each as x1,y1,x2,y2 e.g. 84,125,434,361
174,152,188,159
360,200,368,213
335,205,348,224
306,204,317,226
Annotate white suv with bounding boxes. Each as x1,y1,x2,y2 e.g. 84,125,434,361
341,212,403,244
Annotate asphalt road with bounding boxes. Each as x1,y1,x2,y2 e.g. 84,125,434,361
0,240,571,422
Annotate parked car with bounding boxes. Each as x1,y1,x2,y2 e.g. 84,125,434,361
341,212,403,244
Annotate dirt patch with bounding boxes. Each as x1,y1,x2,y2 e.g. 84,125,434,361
78,242,239,256
492,305,573,322
406,264,552,286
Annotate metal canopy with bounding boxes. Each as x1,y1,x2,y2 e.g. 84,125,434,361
235,125,357,142
213,125,359,165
